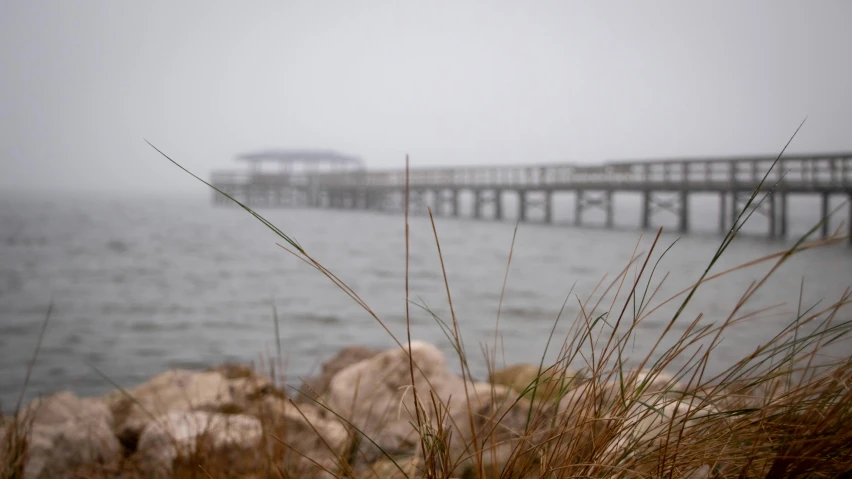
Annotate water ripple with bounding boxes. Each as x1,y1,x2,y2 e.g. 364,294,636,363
1,194,850,413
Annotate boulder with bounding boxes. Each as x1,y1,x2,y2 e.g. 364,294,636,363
489,363,584,402
21,390,113,428
602,395,720,461
296,346,383,403
449,382,540,479
326,341,537,475
327,341,462,459
535,369,698,466
209,362,278,408
554,368,687,419
358,455,421,479
107,368,274,446
7,390,120,479
136,411,263,478
26,420,121,479
256,395,351,476
633,369,687,396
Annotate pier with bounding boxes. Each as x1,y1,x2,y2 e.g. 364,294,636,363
210,150,852,242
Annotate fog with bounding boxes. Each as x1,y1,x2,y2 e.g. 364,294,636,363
1,1,851,195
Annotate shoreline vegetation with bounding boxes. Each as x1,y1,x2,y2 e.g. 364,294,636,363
3,133,852,478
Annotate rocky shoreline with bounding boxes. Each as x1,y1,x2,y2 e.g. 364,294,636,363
1,340,787,478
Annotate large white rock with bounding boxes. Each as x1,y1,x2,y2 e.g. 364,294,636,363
297,346,383,403
327,340,534,472
634,369,687,396
602,395,720,461
554,368,688,419
256,395,351,476
7,390,121,479
490,363,585,393
22,390,114,428
107,368,272,444
327,341,454,460
136,410,263,478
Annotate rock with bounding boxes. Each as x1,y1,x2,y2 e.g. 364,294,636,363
685,464,712,479
489,363,584,402
555,378,620,419
733,374,795,409
327,341,537,476
27,420,121,479
634,369,686,396
296,346,383,403
7,390,120,479
602,396,720,461
107,368,274,446
323,346,385,377
449,382,543,479
554,368,687,419
327,341,462,460
21,390,113,428
136,411,263,478
358,455,421,478
210,363,277,409
256,395,351,476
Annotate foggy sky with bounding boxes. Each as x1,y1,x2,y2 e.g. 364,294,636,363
1,1,851,195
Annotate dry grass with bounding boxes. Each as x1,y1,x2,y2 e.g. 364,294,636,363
3,133,851,478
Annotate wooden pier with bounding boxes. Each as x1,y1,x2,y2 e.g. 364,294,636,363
210,150,852,242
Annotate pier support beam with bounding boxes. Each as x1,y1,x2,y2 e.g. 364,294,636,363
719,192,727,234
678,190,689,233
544,191,553,224
768,191,776,239
821,192,830,239
432,190,441,216
642,191,651,230
575,190,584,226
848,193,852,245
452,189,459,217
427,190,444,216
779,192,788,239
730,191,740,230
473,190,482,219
605,191,614,229
519,191,527,222
494,190,503,221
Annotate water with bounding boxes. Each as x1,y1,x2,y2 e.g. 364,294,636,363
1,191,851,412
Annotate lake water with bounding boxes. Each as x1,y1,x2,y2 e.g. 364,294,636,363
1,191,851,412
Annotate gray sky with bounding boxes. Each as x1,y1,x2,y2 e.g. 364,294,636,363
1,1,851,194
